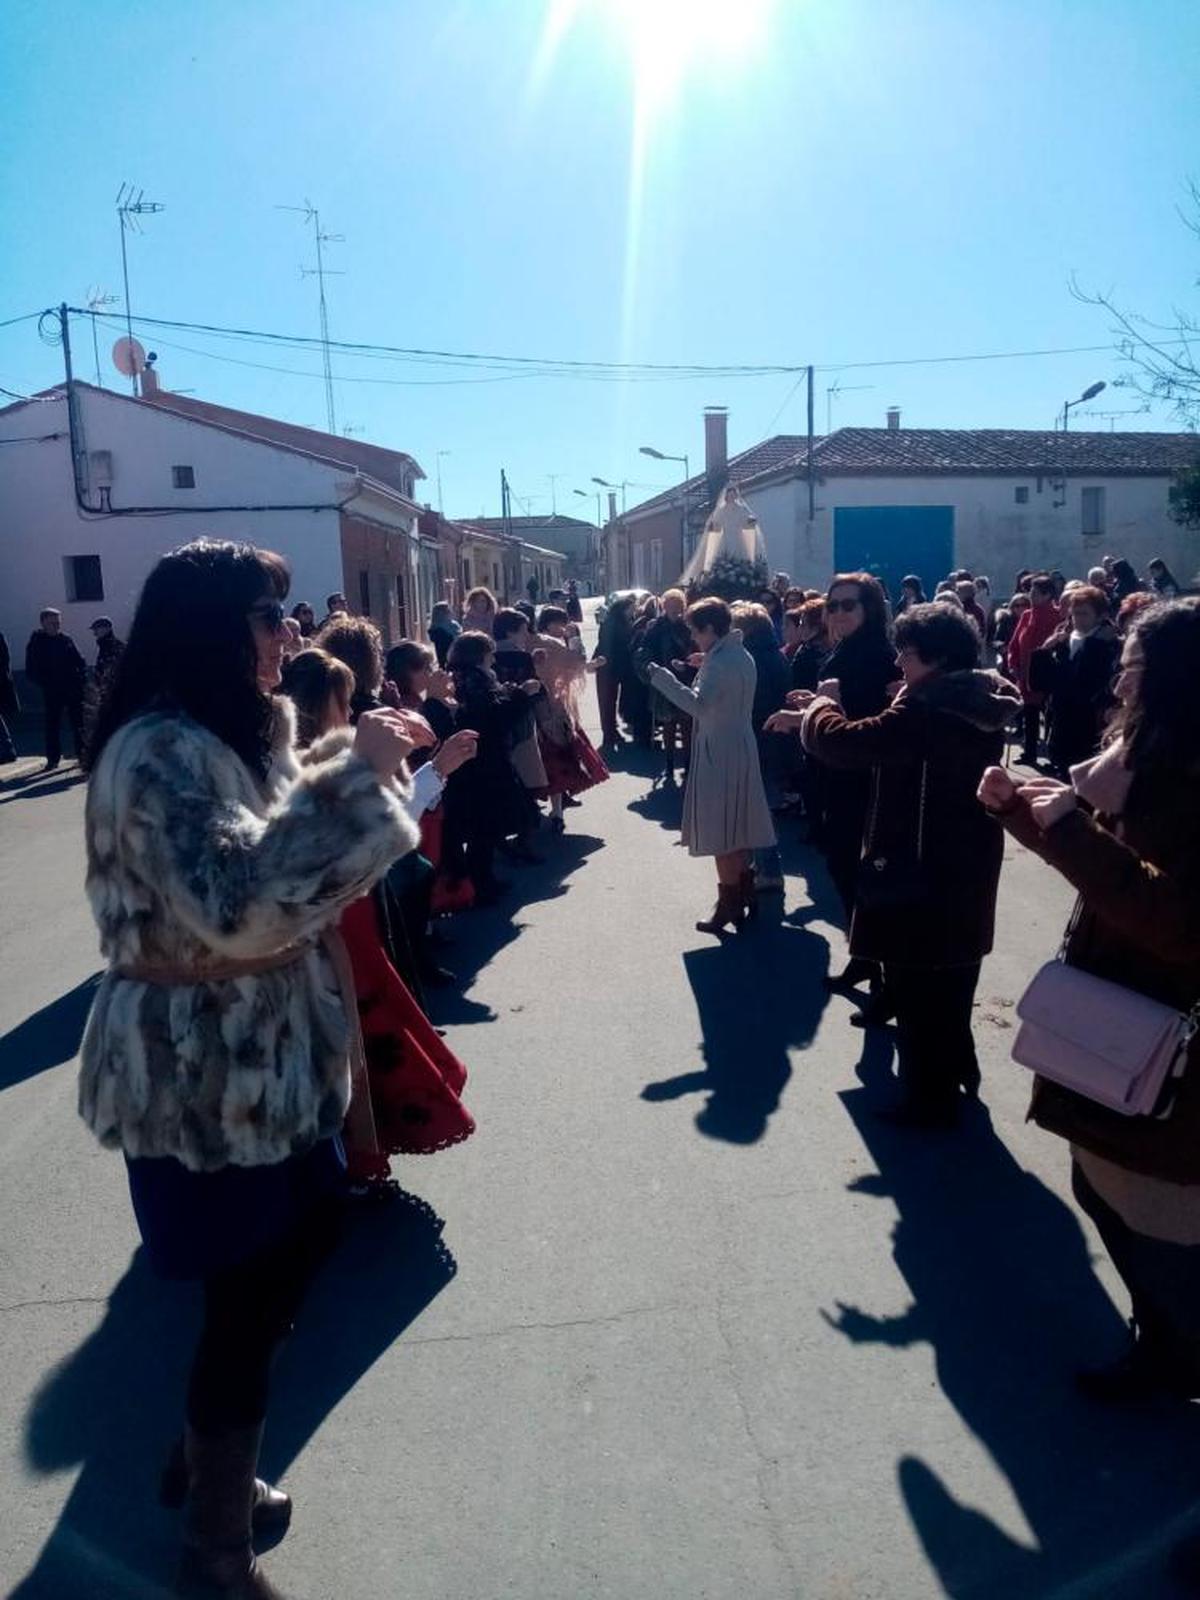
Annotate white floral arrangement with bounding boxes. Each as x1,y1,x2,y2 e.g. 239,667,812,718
691,553,769,601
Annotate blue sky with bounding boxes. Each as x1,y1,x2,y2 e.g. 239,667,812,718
1,0,1197,520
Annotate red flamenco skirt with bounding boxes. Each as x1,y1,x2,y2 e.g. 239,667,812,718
538,723,610,798
339,896,475,1184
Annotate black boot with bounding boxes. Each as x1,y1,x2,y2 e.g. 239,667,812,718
175,1424,295,1598
696,883,747,935
824,957,878,992
161,1435,292,1539
1075,1321,1200,1405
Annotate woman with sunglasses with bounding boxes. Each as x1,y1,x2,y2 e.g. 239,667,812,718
81,540,418,1598
810,573,900,997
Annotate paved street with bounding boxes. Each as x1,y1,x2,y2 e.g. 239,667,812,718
3,674,1200,1599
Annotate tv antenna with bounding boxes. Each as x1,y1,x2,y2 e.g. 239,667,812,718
825,379,874,433
85,287,120,386
116,184,164,394
278,201,344,434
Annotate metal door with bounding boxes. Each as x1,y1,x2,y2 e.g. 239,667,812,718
833,506,955,606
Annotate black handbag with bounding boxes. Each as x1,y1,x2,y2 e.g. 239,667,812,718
856,761,929,911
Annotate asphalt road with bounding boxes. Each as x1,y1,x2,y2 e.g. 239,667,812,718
3,631,1200,1599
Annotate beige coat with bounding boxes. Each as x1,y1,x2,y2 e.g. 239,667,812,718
649,630,776,857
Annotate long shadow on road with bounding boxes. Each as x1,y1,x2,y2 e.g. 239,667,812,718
428,830,603,1028
827,1029,1200,1598
13,1191,456,1599
643,906,831,1145
0,973,102,1093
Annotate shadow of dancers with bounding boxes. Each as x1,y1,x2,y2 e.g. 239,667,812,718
642,918,830,1145
12,1189,456,1599
824,1057,1200,1598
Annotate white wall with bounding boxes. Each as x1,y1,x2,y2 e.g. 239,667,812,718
742,470,1198,593
0,388,350,655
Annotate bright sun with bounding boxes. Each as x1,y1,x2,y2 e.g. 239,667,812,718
534,0,776,118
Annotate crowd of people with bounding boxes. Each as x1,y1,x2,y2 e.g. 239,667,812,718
598,551,1200,1589
18,524,1198,1595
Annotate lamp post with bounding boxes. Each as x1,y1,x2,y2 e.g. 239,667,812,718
575,488,603,591
591,475,631,513
435,450,451,513
1062,380,1106,432
639,444,693,564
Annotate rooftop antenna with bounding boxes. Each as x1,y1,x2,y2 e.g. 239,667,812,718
277,201,345,434
85,287,120,387
116,184,164,394
825,379,874,434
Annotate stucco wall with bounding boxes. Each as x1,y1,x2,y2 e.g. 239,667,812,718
0,388,352,651
743,471,1197,593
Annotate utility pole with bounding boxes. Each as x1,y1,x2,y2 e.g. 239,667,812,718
278,202,345,434
547,473,561,516
57,304,88,505
116,184,164,394
806,364,815,522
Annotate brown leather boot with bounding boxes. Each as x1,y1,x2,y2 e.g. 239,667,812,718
696,883,746,934
162,1435,292,1539
175,1424,295,1598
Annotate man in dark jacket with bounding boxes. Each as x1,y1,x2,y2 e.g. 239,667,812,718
0,632,18,763
25,608,86,770
89,616,125,695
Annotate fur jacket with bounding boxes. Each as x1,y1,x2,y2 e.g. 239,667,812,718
79,699,418,1172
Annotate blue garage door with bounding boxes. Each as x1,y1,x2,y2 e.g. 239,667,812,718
833,506,955,607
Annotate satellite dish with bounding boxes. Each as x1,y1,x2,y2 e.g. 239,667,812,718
112,336,147,377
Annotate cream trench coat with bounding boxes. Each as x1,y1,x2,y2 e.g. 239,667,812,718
649,629,776,857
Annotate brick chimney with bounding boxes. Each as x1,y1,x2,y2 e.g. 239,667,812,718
886,406,901,431
704,406,728,488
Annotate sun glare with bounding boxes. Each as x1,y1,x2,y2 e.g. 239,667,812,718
530,0,777,367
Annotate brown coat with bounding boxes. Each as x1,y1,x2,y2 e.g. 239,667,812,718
998,770,1200,1183
802,669,1019,967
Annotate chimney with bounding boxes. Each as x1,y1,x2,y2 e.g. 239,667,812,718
141,353,160,397
886,406,901,431
704,406,728,485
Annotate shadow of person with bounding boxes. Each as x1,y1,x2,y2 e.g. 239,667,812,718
824,1074,1200,1597
12,1190,456,1599
429,834,603,1028
642,920,830,1145
0,768,89,804
626,784,685,833
0,973,102,1092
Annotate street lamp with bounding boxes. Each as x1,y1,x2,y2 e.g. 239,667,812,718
575,488,603,589
639,443,694,562
591,475,631,513
1062,381,1106,432
435,450,451,513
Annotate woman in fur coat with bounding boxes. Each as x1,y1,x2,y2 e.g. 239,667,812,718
81,539,418,1599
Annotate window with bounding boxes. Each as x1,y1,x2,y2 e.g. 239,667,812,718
64,554,104,602
1081,486,1105,536
1014,486,1029,505
396,575,408,638
650,538,663,587
359,570,371,613
632,542,647,587
172,464,196,489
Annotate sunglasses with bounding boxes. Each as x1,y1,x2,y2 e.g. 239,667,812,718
826,597,862,614
248,600,287,630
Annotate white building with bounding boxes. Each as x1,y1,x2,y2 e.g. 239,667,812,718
0,379,431,653
615,409,1200,599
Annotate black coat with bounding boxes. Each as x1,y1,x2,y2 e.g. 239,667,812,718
0,633,18,718
1042,628,1119,771
446,667,536,842
803,669,1021,966
812,627,900,913
790,641,824,693
743,631,791,734
25,629,86,699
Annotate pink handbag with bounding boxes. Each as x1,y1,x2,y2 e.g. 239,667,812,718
1012,957,1199,1118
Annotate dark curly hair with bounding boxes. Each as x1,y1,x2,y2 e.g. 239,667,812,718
894,601,980,672
316,613,384,698
87,539,289,776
